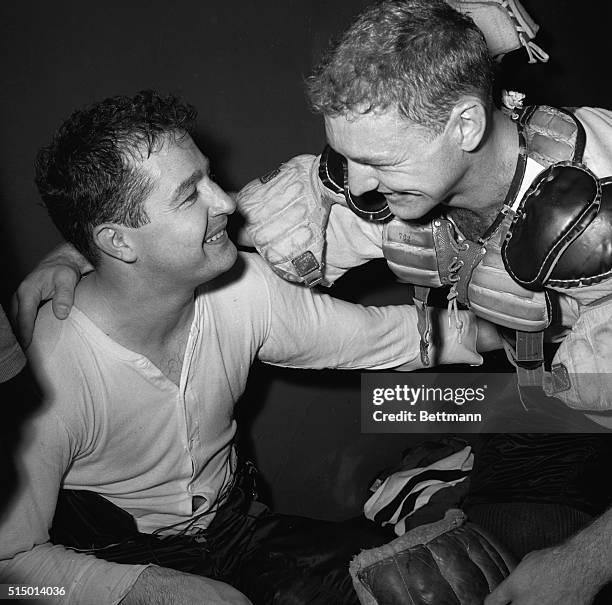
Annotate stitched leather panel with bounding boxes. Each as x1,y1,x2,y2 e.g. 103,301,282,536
547,178,612,287
357,523,513,605
502,163,600,290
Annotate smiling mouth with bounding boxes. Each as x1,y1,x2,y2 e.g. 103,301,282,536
204,230,226,244
384,192,420,201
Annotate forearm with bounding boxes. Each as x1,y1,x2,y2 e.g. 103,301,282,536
120,567,181,605
260,278,483,370
393,307,484,371
0,544,146,605
119,566,250,605
485,505,612,605
562,506,612,590
0,406,144,605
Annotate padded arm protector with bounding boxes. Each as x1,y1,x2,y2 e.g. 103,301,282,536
237,147,392,286
237,154,341,286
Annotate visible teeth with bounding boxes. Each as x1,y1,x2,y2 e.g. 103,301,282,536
205,230,225,243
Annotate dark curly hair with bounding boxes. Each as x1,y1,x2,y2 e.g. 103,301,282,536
307,0,494,133
35,90,197,264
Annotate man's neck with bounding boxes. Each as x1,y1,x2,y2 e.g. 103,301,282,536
447,109,519,240
74,268,196,385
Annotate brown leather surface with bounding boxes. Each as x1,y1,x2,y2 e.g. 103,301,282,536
354,521,515,605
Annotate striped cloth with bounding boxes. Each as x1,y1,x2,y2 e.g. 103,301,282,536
364,446,473,536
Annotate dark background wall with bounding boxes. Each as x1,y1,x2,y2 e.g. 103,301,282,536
2,1,611,302
0,0,373,304
1,1,610,518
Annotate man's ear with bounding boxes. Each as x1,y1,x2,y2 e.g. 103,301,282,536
447,98,487,153
93,224,137,263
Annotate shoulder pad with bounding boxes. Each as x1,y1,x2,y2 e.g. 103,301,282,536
548,177,612,287
502,162,600,290
518,105,586,165
238,154,331,287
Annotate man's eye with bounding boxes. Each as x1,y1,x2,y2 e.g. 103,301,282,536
182,191,198,206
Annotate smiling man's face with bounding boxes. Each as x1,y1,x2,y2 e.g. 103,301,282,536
325,108,468,221
128,133,238,288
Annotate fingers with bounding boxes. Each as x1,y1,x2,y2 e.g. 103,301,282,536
11,265,79,349
50,278,77,321
12,286,39,350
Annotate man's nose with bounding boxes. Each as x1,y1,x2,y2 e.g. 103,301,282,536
346,161,379,196
210,186,237,217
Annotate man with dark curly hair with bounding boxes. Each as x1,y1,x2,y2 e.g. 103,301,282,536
0,90,490,604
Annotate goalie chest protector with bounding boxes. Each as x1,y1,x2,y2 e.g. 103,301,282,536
381,105,586,332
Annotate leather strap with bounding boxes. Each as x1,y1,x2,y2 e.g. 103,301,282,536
413,286,431,366
432,218,488,305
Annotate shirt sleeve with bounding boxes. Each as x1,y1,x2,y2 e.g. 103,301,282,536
251,255,483,370
324,204,386,283
0,353,149,604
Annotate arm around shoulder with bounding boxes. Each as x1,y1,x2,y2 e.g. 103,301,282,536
12,242,92,348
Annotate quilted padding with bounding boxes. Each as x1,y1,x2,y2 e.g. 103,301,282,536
350,510,515,605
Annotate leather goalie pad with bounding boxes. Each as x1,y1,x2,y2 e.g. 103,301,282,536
502,162,603,291
350,509,515,605
382,218,443,288
383,217,550,332
237,155,340,287
468,225,550,331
